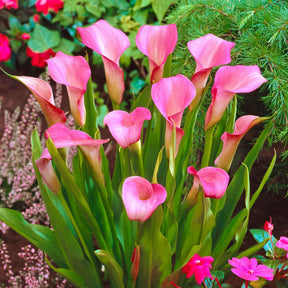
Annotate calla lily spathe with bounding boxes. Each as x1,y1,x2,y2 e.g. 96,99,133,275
151,74,196,156
122,176,167,222
188,34,235,109
10,75,66,126
77,20,130,104
36,123,109,192
205,65,267,130
136,24,177,83
103,107,151,149
187,166,229,199
215,115,267,171
47,52,91,126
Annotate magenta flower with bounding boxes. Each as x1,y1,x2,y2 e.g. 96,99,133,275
122,176,167,222
35,0,63,15
276,236,288,258
187,166,229,199
182,254,214,284
10,75,66,126
205,65,267,130
0,0,18,9
136,24,177,83
215,115,266,171
229,257,274,281
0,34,11,62
103,107,151,148
264,217,274,236
188,34,235,109
36,123,109,192
47,52,91,126
77,20,130,104
151,75,196,156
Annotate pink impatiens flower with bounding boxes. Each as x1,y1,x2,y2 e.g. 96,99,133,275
77,20,130,104
215,115,266,171
187,166,229,199
188,34,235,109
36,123,109,192
136,24,177,83
35,0,63,15
0,34,11,62
103,107,151,148
182,254,214,284
122,176,167,221
151,74,196,156
47,51,91,126
276,236,288,258
0,0,18,9
229,257,274,281
205,65,267,130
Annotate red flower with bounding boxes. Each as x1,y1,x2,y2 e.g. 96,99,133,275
35,0,63,15
21,33,31,40
0,34,11,62
0,0,18,10
26,47,55,68
182,254,214,284
33,14,40,22
264,217,274,236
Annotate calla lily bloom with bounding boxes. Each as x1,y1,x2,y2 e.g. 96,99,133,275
103,107,151,148
136,24,177,83
205,65,267,130
47,52,91,126
122,176,167,222
77,20,130,104
36,123,109,191
187,34,235,109
215,115,267,171
9,75,66,126
187,166,229,199
151,75,196,156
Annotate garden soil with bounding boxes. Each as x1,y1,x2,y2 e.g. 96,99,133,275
0,65,287,287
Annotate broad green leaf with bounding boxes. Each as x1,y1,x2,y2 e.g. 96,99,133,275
137,207,172,288
250,229,276,253
95,250,124,288
0,208,66,267
28,24,61,52
46,257,86,288
151,0,175,22
8,15,21,31
52,12,74,26
131,84,151,110
53,38,76,54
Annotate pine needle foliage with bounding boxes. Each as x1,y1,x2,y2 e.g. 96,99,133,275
167,0,288,147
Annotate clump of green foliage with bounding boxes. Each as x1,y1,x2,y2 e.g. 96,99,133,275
167,0,288,146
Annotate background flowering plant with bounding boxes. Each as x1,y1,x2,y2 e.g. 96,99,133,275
0,20,276,287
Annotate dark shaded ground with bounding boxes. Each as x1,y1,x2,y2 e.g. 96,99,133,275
0,65,287,287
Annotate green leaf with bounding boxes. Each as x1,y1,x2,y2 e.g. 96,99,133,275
131,84,151,110
8,15,21,31
52,12,74,26
86,3,102,17
28,24,61,52
250,229,276,253
53,38,76,54
46,257,86,288
0,208,66,267
95,250,124,288
151,0,175,22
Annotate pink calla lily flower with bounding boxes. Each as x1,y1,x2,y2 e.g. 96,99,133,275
152,74,196,156
10,75,66,126
187,34,235,109
36,123,109,192
205,65,267,130
187,166,229,199
136,24,177,83
47,52,91,126
122,176,167,222
77,20,130,104
103,107,151,148
215,115,266,171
